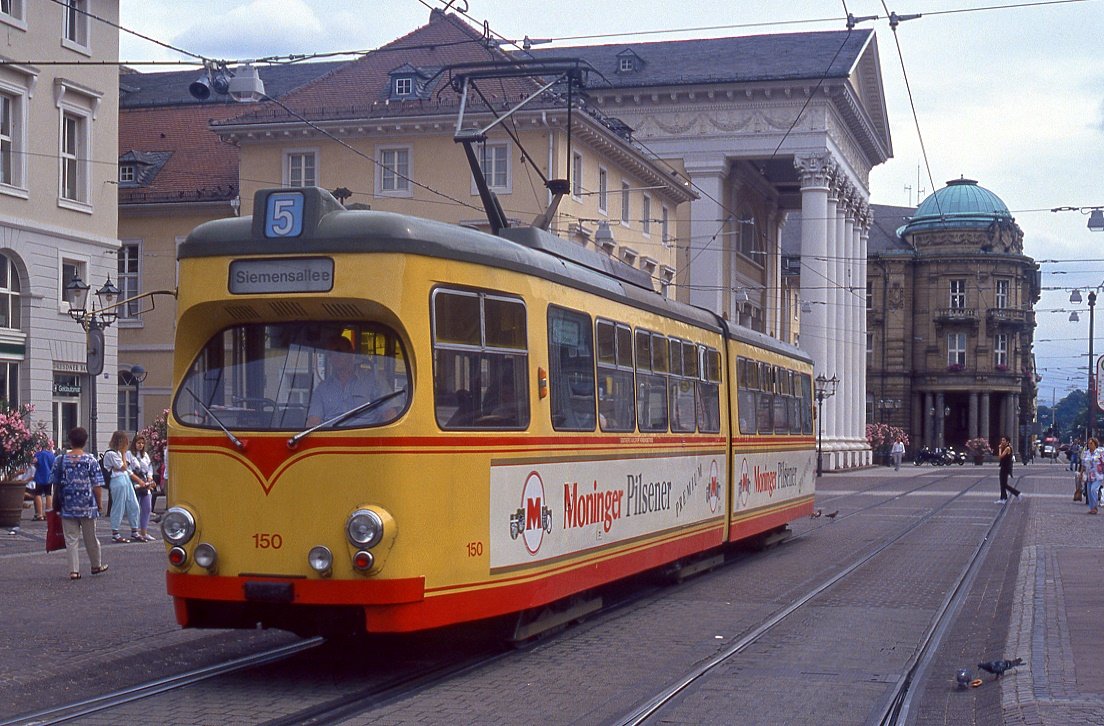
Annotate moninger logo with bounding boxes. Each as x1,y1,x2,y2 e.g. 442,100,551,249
508,470,553,555
737,457,751,509
706,459,721,513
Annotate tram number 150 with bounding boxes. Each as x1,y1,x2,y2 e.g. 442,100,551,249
466,541,484,557
253,533,284,549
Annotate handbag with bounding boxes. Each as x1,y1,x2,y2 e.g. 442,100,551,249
1075,470,1084,501
45,509,65,552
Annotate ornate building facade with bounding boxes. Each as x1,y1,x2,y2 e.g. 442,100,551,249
867,179,1040,454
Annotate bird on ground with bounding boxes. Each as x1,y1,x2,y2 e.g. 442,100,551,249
810,509,822,519
955,668,972,689
825,510,839,520
977,658,1023,678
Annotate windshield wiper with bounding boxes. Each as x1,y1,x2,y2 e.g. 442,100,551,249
184,388,246,450
288,388,407,448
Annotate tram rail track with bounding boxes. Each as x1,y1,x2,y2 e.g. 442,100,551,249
612,470,1009,725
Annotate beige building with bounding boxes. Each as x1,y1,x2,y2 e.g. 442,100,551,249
866,180,1040,455
0,1,119,450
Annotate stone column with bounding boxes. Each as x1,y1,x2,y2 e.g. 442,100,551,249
969,392,979,440
795,152,833,382
684,161,728,314
936,391,946,448
924,391,934,448
981,392,991,441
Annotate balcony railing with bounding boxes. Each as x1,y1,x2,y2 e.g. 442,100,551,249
987,307,1034,327
934,307,978,323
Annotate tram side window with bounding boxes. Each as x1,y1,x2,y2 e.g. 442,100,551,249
697,346,721,434
548,306,596,430
756,362,774,433
772,366,789,433
596,319,635,432
799,372,814,434
736,357,758,435
433,289,529,430
636,330,668,432
669,339,696,433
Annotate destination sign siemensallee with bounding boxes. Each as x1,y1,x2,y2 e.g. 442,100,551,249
228,257,334,294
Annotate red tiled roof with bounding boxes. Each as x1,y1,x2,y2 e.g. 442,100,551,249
119,105,243,204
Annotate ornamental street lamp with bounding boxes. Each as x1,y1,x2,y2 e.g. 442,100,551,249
128,364,148,431
64,273,121,454
1071,288,1097,440
815,373,839,477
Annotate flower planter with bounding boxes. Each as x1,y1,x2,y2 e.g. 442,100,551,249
0,480,26,527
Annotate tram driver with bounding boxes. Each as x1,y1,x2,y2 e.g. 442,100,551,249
305,334,397,428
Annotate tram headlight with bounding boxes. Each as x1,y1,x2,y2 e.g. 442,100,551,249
161,507,196,546
346,509,384,548
308,545,333,576
193,543,217,571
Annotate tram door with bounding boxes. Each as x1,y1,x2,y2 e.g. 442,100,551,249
52,373,80,448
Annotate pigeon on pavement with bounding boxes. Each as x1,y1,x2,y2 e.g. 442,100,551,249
825,510,839,520
810,509,822,519
977,658,1023,678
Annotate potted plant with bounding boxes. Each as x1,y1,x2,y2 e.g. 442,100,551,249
866,422,910,466
0,404,52,527
965,437,992,464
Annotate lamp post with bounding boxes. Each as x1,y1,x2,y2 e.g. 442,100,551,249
128,364,148,431
1071,288,1096,440
64,273,121,454
815,373,839,477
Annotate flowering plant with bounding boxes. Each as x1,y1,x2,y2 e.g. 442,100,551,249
0,404,52,481
965,437,992,455
995,363,1008,372
139,408,168,472
947,363,965,372
866,422,909,450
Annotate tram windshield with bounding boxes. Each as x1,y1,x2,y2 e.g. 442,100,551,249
174,322,410,431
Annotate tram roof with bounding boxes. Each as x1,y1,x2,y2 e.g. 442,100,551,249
181,188,808,363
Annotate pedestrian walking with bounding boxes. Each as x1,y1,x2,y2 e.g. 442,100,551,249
126,434,157,542
890,437,905,471
997,436,1021,503
103,431,140,543
49,427,107,580
31,441,56,521
1082,438,1103,515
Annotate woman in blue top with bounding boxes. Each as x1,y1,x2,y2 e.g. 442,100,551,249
50,427,107,580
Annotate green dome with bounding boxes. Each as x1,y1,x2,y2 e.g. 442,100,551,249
899,178,1013,236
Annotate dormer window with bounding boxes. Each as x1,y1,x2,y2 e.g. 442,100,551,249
118,163,135,184
393,76,413,97
619,57,634,73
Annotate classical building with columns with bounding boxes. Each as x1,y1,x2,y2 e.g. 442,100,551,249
544,29,892,468
866,180,1040,455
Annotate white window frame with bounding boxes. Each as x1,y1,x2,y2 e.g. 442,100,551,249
995,279,1010,309
118,163,135,184
283,148,318,188
620,181,631,226
0,0,26,30
947,333,967,367
61,0,90,54
619,57,634,73
642,194,651,236
393,76,413,97
0,86,25,194
59,108,91,209
949,279,966,309
117,241,141,323
0,251,21,332
471,142,511,193
58,255,88,314
376,145,412,197
661,206,670,247
571,151,583,199
994,333,1008,367
598,167,608,214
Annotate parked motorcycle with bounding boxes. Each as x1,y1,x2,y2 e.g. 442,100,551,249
914,447,947,466
944,446,967,465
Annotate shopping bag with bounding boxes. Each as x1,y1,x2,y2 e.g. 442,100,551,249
45,509,65,552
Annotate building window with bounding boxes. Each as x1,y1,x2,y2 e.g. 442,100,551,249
117,371,139,434
949,279,966,309
619,57,634,73
60,111,89,203
572,151,583,198
947,333,967,367
642,195,651,235
598,167,608,213
378,147,411,195
737,207,758,257
393,77,413,96
661,206,670,247
0,0,25,23
63,0,88,48
621,181,630,225
0,361,18,406
285,151,317,187
995,334,1008,368
866,331,873,356
478,143,509,190
118,163,135,184
866,393,875,424
0,252,20,331
118,243,139,319
60,258,85,310
867,280,873,309
0,91,20,188
995,279,1010,308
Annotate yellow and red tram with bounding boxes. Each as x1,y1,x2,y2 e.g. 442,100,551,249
162,187,815,636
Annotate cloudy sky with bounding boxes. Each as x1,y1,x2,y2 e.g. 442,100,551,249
118,0,1104,404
